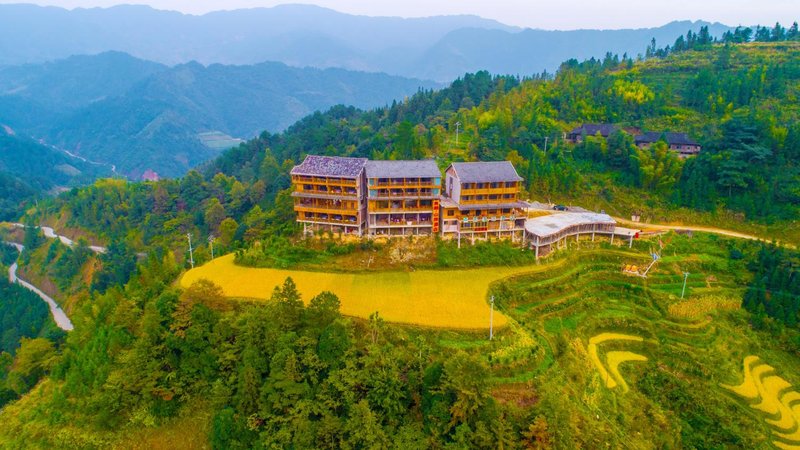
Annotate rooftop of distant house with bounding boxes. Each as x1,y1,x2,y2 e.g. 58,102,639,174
365,160,441,179
290,155,368,178
569,123,619,137
448,161,523,183
635,131,699,146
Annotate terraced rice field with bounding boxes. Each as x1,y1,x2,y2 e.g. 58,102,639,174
181,253,570,329
587,333,649,392
723,356,800,449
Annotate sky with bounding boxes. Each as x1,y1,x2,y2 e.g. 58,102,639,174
1,0,796,29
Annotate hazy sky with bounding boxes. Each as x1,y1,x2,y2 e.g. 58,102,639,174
2,0,797,29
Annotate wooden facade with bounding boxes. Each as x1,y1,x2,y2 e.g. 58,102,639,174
291,155,368,236
365,160,442,237
441,162,527,242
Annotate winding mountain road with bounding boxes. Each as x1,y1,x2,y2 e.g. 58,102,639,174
5,242,73,331
3,224,109,332
12,223,106,253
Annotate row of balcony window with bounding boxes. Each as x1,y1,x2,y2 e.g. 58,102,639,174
461,181,518,189
299,185,359,195
296,199,359,210
368,177,441,186
368,188,440,198
301,212,359,224
459,194,517,202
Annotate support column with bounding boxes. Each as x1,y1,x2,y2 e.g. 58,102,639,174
535,245,539,259
629,235,633,248
610,233,614,245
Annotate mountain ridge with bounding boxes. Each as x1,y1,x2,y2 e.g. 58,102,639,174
0,51,438,178
0,4,733,80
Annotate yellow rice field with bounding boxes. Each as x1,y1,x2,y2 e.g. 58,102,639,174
180,254,554,329
587,333,648,391
606,351,649,393
723,356,800,449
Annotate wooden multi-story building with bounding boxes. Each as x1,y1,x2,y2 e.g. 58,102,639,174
290,155,368,236
364,160,442,236
440,161,527,241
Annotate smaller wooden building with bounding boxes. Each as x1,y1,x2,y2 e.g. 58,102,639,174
441,161,527,242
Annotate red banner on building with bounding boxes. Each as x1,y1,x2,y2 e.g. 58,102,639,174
432,199,440,233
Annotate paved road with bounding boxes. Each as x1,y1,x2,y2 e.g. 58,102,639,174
4,242,73,331
12,223,106,253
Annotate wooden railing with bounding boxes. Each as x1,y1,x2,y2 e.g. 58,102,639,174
460,187,519,196
295,204,359,213
293,187,359,197
293,175,358,186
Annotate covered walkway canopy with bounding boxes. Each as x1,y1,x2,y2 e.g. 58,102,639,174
524,212,640,257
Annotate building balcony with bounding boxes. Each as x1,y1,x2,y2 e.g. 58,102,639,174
371,218,434,227
460,187,519,196
295,203,360,214
298,215,360,225
369,179,439,188
292,176,358,187
292,188,359,199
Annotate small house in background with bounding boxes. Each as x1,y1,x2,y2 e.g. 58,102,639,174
364,160,442,237
566,123,619,143
635,132,701,158
290,155,368,236
141,169,160,182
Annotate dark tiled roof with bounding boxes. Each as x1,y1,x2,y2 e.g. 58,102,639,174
635,132,699,146
449,161,523,183
290,155,367,178
569,123,619,137
365,160,441,179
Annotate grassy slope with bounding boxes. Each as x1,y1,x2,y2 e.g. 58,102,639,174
3,231,799,447
487,232,800,448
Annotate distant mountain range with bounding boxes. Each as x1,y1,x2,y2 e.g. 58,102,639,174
0,4,733,81
0,52,436,178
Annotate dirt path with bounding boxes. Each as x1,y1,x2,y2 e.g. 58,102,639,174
612,217,794,248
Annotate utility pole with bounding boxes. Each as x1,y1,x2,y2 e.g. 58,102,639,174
681,272,689,299
489,296,495,340
544,136,549,153
208,235,215,260
455,121,461,146
187,233,195,269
